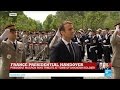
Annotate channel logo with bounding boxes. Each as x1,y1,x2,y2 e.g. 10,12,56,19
104,69,112,77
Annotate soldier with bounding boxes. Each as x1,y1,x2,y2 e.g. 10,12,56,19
79,30,86,61
49,29,61,49
34,32,42,60
28,32,34,60
96,29,103,62
85,30,92,60
71,31,84,61
88,30,98,62
101,28,111,63
48,31,56,45
0,25,26,79
34,31,45,61
34,32,40,59
71,31,81,61
22,31,29,58
109,30,114,56
40,32,48,61
16,31,22,42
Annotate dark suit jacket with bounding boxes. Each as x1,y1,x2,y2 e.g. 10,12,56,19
50,39,82,62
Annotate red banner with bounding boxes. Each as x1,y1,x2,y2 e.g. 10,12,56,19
10,62,97,70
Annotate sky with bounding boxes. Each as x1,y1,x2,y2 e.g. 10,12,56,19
23,11,57,23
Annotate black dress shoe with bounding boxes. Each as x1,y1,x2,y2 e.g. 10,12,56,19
30,57,33,60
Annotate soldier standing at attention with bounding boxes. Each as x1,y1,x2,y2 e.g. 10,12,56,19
34,32,40,60
28,32,34,60
22,31,29,58
101,28,111,63
89,30,98,62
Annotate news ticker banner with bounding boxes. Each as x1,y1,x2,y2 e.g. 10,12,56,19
10,62,96,70
9,62,112,78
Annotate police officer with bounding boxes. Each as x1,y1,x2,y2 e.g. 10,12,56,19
0,25,26,79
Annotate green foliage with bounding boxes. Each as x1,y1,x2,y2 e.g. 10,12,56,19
43,11,120,31
1,11,120,32
0,11,43,31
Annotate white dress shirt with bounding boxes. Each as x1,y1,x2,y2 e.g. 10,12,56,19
9,39,17,45
62,38,71,51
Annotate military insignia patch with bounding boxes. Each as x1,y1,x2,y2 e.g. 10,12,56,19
7,54,11,59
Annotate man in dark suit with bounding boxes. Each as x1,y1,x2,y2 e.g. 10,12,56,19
50,21,82,62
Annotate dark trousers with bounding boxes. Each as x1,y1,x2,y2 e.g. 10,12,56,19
87,45,90,59
97,44,103,59
81,46,85,60
103,46,111,63
79,45,85,60
89,47,97,62
110,46,113,55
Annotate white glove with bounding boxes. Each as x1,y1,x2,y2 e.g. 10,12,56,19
0,29,10,41
85,39,89,43
103,40,106,43
116,25,120,32
75,42,78,44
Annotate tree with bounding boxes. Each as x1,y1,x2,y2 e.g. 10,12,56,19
45,11,118,31
43,14,54,31
0,11,43,32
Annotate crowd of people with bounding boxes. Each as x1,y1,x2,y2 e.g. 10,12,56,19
1,25,114,63
72,28,114,63
0,24,115,64
0,22,116,78
49,28,114,63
